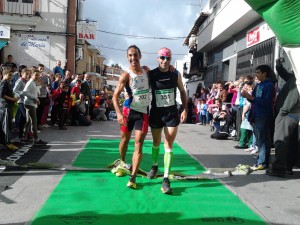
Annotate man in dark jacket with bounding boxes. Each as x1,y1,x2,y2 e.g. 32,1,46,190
266,58,300,177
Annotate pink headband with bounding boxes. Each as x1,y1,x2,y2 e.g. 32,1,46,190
157,47,172,57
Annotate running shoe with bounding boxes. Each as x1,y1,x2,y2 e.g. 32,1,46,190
251,164,265,171
34,139,47,145
20,138,31,144
251,147,258,155
161,178,172,194
147,165,158,179
6,144,19,151
245,147,255,152
127,175,136,189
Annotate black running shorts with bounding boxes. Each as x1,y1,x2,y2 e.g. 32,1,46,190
149,107,179,128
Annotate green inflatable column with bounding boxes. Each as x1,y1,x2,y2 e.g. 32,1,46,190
244,0,300,94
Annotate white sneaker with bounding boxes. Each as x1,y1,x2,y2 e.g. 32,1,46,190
245,147,255,152
251,147,258,155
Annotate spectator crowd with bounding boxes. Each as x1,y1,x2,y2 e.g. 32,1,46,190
187,61,299,175
1,55,299,177
0,55,112,151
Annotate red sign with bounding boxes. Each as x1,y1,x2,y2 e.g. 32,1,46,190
247,27,260,47
78,33,95,39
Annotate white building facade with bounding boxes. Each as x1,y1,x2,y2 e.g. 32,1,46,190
0,0,77,74
183,0,290,93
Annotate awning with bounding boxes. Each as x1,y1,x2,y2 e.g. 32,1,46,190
0,39,8,50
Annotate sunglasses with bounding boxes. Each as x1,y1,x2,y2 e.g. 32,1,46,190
159,56,171,61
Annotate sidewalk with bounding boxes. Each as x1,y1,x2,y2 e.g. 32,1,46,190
0,121,299,225
176,123,300,225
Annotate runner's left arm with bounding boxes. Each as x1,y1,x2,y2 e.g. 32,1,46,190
177,72,188,123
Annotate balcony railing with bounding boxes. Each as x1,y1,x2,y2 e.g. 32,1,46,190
86,63,105,76
1,0,40,16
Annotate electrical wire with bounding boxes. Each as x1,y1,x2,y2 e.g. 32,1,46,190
96,45,186,55
97,30,186,40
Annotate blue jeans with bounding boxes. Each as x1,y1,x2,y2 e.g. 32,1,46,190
213,121,221,132
254,117,272,168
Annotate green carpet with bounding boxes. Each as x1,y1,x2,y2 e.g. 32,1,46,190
30,139,266,225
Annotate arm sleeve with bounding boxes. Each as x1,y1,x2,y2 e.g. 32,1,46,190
276,65,294,82
13,79,23,97
23,82,36,100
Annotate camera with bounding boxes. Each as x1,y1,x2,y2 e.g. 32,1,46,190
279,57,285,63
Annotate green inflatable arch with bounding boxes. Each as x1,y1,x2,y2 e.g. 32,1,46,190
244,0,300,47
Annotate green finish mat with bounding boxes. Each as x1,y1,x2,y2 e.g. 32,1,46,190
30,139,266,225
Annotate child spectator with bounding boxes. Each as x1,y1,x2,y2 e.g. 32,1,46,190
235,81,254,149
208,98,221,127
200,88,207,101
210,103,232,140
71,79,81,100
51,81,65,125
93,95,107,121
197,99,207,125
72,94,92,126
13,68,30,139
57,84,71,130
51,73,62,90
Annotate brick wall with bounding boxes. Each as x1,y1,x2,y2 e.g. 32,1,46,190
66,0,77,74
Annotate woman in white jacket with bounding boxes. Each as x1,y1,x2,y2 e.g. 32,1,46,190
22,69,47,145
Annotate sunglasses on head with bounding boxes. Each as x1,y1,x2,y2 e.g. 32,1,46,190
159,56,171,61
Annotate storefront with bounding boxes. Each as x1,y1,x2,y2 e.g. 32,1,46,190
236,22,276,77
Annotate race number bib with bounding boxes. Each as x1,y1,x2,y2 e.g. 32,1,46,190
132,89,150,107
155,89,175,107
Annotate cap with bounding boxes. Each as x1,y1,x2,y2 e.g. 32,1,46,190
157,47,172,57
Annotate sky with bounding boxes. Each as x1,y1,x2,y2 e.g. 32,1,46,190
83,0,207,70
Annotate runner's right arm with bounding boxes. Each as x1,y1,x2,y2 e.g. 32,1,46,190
112,72,129,126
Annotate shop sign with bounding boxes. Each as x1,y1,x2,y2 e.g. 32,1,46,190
0,25,11,39
247,23,275,48
77,22,97,40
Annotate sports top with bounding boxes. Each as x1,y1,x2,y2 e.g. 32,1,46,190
149,68,178,110
126,68,150,114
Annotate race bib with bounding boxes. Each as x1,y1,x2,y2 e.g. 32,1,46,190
132,89,150,107
155,89,175,107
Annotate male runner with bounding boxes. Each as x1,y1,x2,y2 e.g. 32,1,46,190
112,45,150,189
147,47,188,194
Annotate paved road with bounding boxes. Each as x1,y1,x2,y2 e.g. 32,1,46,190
0,121,299,225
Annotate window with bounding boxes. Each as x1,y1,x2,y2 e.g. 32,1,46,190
7,0,33,3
